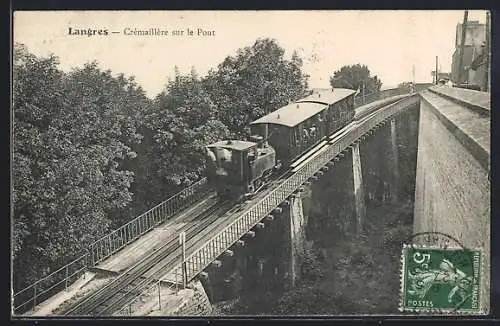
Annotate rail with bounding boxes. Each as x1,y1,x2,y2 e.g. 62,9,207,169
165,93,420,285
354,87,410,108
14,87,426,315
13,177,211,315
88,177,210,266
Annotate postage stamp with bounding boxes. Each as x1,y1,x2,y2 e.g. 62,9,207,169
399,243,482,313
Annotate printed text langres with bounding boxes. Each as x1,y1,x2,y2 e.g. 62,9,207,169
68,27,215,37
67,27,169,36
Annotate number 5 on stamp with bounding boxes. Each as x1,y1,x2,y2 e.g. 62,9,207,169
399,244,482,313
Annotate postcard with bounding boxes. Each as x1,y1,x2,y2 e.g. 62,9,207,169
12,10,491,317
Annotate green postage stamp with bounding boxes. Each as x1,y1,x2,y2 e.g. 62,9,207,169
400,244,482,313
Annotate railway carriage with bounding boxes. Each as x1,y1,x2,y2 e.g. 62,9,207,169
205,88,356,200
296,88,356,136
250,88,356,167
250,101,327,167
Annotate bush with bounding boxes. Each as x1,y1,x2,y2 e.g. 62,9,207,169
299,241,323,282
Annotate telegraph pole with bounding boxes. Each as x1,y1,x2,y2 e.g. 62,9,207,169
361,80,365,104
458,10,469,85
179,232,187,289
435,56,439,84
412,64,416,93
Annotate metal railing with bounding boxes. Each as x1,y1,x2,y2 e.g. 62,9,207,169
354,87,410,108
12,254,89,314
13,88,421,315
164,94,420,286
94,92,421,315
114,278,166,316
13,177,211,315
88,177,210,266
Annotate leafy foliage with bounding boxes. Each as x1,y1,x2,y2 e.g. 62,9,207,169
330,64,382,95
12,44,150,289
141,68,230,204
205,38,309,137
12,38,312,295
271,203,414,315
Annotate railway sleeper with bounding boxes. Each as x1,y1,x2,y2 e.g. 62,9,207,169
120,285,145,297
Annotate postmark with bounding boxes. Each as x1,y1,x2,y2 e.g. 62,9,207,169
399,232,483,314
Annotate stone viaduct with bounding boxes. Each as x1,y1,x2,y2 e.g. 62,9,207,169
168,86,490,315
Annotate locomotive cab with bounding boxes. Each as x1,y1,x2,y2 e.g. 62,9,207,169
205,139,277,201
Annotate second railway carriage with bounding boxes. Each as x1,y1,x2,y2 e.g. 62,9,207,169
250,88,356,167
296,88,356,136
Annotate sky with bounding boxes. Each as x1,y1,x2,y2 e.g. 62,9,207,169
13,10,488,98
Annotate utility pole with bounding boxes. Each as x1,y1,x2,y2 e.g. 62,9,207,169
458,10,469,85
412,65,416,93
361,80,365,104
435,56,439,85
485,11,490,92
179,232,187,289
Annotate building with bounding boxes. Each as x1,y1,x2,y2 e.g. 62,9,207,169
451,20,487,89
430,72,451,82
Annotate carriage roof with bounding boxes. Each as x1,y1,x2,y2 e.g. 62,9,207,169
296,88,356,105
250,102,327,128
250,88,355,128
206,140,257,151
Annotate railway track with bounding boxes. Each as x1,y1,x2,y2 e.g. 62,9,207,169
63,200,232,316
103,176,294,316
62,95,411,316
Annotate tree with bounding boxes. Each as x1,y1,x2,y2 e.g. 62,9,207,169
329,64,382,95
62,62,152,227
12,44,150,290
142,69,229,204
204,38,309,137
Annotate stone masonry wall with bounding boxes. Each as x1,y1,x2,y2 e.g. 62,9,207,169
413,90,490,313
170,280,212,316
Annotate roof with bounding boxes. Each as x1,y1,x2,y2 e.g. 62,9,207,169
206,140,257,151
250,102,327,128
250,88,355,128
297,88,356,105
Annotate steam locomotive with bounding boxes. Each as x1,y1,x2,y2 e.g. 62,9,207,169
205,88,356,200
